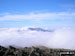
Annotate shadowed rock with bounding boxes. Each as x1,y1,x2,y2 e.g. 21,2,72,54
0,45,75,56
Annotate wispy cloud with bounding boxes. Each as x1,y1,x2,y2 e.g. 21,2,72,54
0,12,75,21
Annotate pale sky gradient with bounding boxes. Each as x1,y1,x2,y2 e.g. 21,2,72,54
0,0,75,28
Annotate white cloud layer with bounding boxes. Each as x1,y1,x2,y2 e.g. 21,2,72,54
0,12,75,21
0,27,75,49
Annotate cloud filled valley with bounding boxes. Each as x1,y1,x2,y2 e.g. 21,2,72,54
0,27,75,49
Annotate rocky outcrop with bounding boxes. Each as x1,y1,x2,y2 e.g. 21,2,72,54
0,45,75,56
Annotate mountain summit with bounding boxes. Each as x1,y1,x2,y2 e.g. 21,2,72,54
28,27,54,32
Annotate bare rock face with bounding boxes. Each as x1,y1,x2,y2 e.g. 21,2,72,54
0,45,75,56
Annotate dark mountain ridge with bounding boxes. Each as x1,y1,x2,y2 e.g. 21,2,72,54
28,28,54,32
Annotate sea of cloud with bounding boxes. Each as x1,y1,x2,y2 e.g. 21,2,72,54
0,27,75,49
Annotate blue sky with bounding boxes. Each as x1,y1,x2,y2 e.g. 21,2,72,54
0,0,75,28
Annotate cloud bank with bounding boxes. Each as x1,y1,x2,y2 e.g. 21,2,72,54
0,27,75,49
